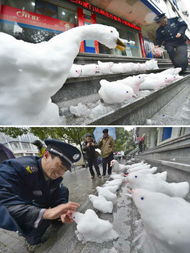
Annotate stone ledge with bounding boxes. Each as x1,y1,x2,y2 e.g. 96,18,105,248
139,158,190,173
89,75,190,125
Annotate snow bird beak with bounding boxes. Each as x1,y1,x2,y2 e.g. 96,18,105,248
116,39,126,51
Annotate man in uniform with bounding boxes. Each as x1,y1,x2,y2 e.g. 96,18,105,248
0,138,81,252
98,129,115,177
154,13,188,73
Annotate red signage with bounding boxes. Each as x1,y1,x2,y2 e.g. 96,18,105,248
68,0,141,31
0,5,75,32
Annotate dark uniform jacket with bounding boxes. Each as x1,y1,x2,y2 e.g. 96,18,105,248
0,144,15,163
0,156,68,233
156,17,187,46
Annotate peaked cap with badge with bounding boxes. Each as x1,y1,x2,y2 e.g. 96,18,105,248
45,138,81,170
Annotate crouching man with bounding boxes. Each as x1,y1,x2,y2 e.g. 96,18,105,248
0,139,81,252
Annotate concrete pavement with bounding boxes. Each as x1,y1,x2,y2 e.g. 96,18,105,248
0,165,137,253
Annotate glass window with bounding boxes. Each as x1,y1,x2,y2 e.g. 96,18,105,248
58,6,77,25
21,142,31,150
4,0,35,12
162,127,172,141
96,15,141,57
35,0,58,18
1,0,77,43
10,142,21,150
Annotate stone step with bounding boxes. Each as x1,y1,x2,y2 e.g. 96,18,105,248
51,53,190,125
52,68,164,104
55,75,190,125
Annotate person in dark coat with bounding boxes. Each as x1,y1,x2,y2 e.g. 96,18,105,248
82,133,101,179
0,143,15,163
0,139,81,252
154,13,188,72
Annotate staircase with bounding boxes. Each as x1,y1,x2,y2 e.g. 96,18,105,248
51,53,190,125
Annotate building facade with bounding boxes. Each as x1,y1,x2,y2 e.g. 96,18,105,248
0,132,39,157
135,127,190,184
0,0,144,57
136,127,190,150
1,0,189,58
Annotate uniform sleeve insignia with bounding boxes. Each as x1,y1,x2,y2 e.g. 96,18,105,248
25,166,38,174
26,166,32,174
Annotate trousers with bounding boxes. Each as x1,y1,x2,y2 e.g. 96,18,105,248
102,153,114,176
87,157,101,177
165,41,188,71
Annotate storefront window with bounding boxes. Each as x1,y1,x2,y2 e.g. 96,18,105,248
35,0,57,18
96,16,141,57
58,6,77,26
4,0,35,12
1,0,77,43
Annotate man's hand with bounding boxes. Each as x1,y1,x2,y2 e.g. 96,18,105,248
43,202,80,220
176,33,181,38
60,210,74,223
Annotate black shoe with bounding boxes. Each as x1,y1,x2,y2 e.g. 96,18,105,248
24,240,42,253
179,69,187,75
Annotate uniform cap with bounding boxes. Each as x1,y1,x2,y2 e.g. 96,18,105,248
154,13,166,22
44,139,81,170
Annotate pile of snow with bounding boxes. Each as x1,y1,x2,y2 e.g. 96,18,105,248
67,59,159,78
132,188,190,253
127,172,189,198
72,209,119,243
68,68,183,121
122,160,190,253
89,194,113,213
0,24,124,125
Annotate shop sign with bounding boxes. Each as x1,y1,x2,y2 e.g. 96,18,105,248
69,0,141,31
0,5,74,32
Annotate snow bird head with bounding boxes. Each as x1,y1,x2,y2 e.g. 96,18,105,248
72,211,84,223
110,159,117,167
132,188,150,211
85,24,126,50
127,173,140,183
89,194,96,201
132,188,165,214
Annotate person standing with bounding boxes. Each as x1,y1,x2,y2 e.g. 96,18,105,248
82,133,101,179
98,129,115,177
154,13,188,73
